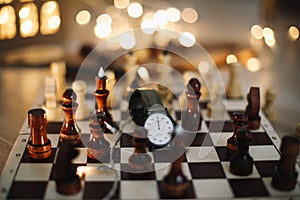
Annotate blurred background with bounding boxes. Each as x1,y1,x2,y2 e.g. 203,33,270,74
0,0,299,172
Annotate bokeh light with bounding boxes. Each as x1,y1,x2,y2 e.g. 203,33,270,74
119,32,136,49
179,32,196,47
96,14,112,24
288,26,299,41
247,57,261,72
226,54,238,64
114,0,129,9
250,24,263,40
198,61,210,74
94,22,112,38
127,2,143,18
76,10,91,25
166,7,181,22
141,18,156,35
182,8,198,23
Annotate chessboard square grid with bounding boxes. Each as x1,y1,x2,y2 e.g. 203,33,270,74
249,145,280,161
158,180,196,199
120,147,154,164
254,161,280,177
221,161,261,179
186,147,219,162
120,164,156,180
153,149,187,163
215,146,230,161
209,132,232,147
229,178,270,197
251,132,273,145
154,162,192,181
44,180,84,199
120,180,158,199
190,133,214,146
192,179,233,198
188,162,226,179
84,164,121,181
15,163,52,181
206,121,233,132
7,181,48,199
84,181,119,199
47,134,60,148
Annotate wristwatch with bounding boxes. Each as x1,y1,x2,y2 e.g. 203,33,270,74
129,89,176,148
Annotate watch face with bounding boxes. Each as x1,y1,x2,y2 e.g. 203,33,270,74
144,113,174,146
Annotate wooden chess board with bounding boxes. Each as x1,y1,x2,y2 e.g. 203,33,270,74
0,88,300,199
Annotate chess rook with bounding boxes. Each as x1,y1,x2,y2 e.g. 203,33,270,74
182,78,202,132
229,123,253,176
128,127,152,172
271,135,299,191
87,114,110,161
72,80,90,120
245,87,261,130
95,67,118,132
60,88,82,145
55,140,81,195
227,112,248,156
27,108,52,159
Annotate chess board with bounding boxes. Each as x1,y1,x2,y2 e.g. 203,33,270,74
1,89,300,199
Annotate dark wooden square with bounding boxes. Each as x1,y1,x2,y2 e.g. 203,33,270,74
229,178,269,197
188,162,226,179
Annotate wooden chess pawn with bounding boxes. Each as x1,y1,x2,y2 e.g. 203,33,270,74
229,127,253,176
87,114,110,161
227,112,248,157
207,84,225,119
262,88,276,123
27,108,52,159
161,130,188,197
128,127,152,172
226,62,242,99
182,78,202,132
245,87,261,130
72,80,90,120
55,140,81,195
60,88,82,145
50,61,67,101
272,135,299,191
95,67,119,132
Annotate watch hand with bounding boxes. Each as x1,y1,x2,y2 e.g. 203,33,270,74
156,117,160,130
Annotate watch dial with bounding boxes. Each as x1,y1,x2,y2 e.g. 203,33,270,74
144,113,174,146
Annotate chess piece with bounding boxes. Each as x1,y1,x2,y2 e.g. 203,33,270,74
227,112,248,157
262,88,276,123
128,127,152,172
182,78,202,132
50,61,67,101
72,80,90,120
296,122,300,138
226,62,242,99
124,51,138,94
42,77,62,121
271,135,299,191
27,108,52,159
157,50,172,81
245,87,261,130
161,130,188,197
87,114,110,161
95,67,119,132
105,70,118,108
157,84,173,113
229,126,253,176
60,88,82,145
55,140,81,195
207,84,225,118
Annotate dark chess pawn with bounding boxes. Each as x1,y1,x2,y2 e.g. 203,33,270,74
161,130,188,197
27,108,52,159
245,87,261,130
87,114,110,161
60,88,82,145
229,127,253,176
95,67,119,132
182,78,202,132
128,127,152,173
227,112,248,157
272,135,299,191
55,140,81,195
